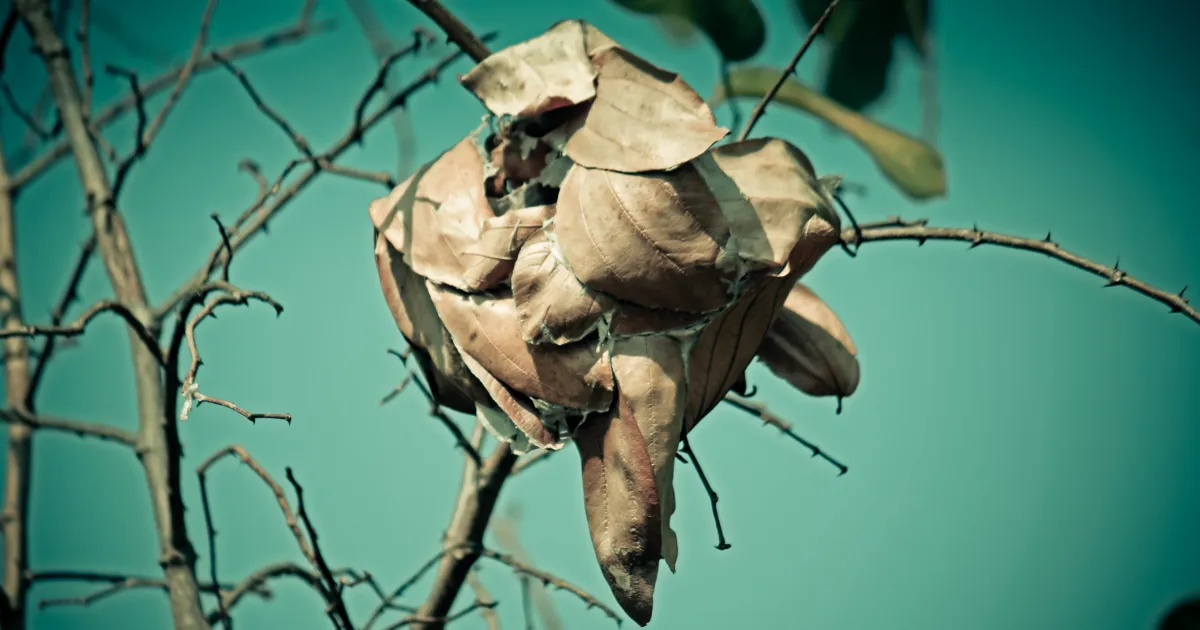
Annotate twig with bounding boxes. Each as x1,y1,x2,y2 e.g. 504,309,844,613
196,446,315,566
465,572,500,630
78,0,93,118
215,53,313,159
738,0,841,141
141,0,218,145
103,64,148,201
1,81,54,141
0,298,164,368
350,24,434,146
679,437,731,550
508,449,553,477
845,219,1199,326
0,409,137,447
363,551,446,630
33,573,256,611
10,11,331,192
477,549,621,626
385,600,497,630
723,393,848,475
409,374,481,467
285,468,355,630
180,289,288,424
197,460,229,628
153,38,488,322
403,0,492,63
206,562,323,625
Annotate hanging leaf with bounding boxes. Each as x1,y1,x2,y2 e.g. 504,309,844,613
459,348,561,452
610,336,688,573
711,66,946,200
612,0,766,62
426,285,615,413
462,204,553,290
795,0,933,110
757,282,860,400
543,47,728,173
460,20,598,118
512,230,615,344
554,162,733,312
373,231,488,414
575,407,662,627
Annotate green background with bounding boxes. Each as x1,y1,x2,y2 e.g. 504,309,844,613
2,0,1197,628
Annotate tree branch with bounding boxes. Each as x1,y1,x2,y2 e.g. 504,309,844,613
723,393,848,475
738,0,840,141
26,233,95,409
464,572,500,630
844,218,1199,326
285,468,354,630
477,549,621,626
678,436,731,550
9,8,331,193
403,0,492,63
140,0,217,146
0,409,137,447
0,297,165,368
206,561,321,625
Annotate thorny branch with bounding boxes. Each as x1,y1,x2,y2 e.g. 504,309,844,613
678,437,731,551
0,298,165,368
285,468,355,630
0,409,136,447
723,393,849,475
386,348,481,467
844,218,1199,326
31,571,266,611
464,572,500,630
26,233,95,408
477,549,622,626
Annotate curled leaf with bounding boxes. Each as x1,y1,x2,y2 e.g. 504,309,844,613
545,47,728,173
512,231,614,344
373,231,488,414
369,138,499,291
757,282,860,399
711,66,946,200
685,276,792,432
555,162,732,312
462,204,554,290
461,20,597,118
576,407,662,626
693,137,840,274
458,346,561,452
486,133,553,195
426,284,614,412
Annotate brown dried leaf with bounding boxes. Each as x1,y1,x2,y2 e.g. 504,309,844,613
373,232,489,414
693,138,840,274
555,162,733,312
369,138,496,292
544,47,728,173
758,283,860,399
577,20,619,58
461,20,597,118
457,348,560,451
462,204,554,290
426,283,614,412
607,301,708,337
512,230,614,344
576,408,662,627
611,336,686,573
486,134,552,195
685,275,792,433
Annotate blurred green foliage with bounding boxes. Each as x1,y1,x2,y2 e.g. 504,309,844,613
611,0,767,61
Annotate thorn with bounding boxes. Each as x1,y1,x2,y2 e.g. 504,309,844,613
716,542,732,551
744,384,758,398
835,397,843,414
1113,256,1121,272
675,452,689,464
1179,285,1188,299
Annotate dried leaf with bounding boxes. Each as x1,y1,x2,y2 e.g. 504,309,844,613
757,283,860,399
610,336,687,573
607,301,708,336
512,231,614,344
426,283,614,412
486,133,552,195
462,204,554,290
576,407,662,626
461,20,597,118
457,347,561,452
544,47,728,173
685,276,792,432
578,20,619,58
555,162,733,312
693,138,840,274
373,232,489,413
369,138,497,292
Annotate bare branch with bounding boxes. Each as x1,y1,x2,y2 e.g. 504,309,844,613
350,24,434,146
206,562,321,625
738,0,841,141
508,450,553,477
33,572,258,611
0,409,137,447
103,64,148,201
196,446,314,565
845,218,1199,326
78,0,93,118
141,0,218,145
477,549,621,626
197,458,228,629
285,468,354,630
10,11,331,192
363,551,446,630
678,436,731,550
723,393,848,475
154,38,491,321
385,600,497,630
0,298,164,368
215,53,313,158
403,0,492,63
1,81,55,141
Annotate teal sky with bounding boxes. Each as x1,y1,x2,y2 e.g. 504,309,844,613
3,0,1198,629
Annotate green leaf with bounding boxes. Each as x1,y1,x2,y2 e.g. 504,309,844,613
712,66,945,200
611,0,766,62
795,0,932,110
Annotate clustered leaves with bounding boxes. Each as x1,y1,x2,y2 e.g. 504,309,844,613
370,21,862,625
